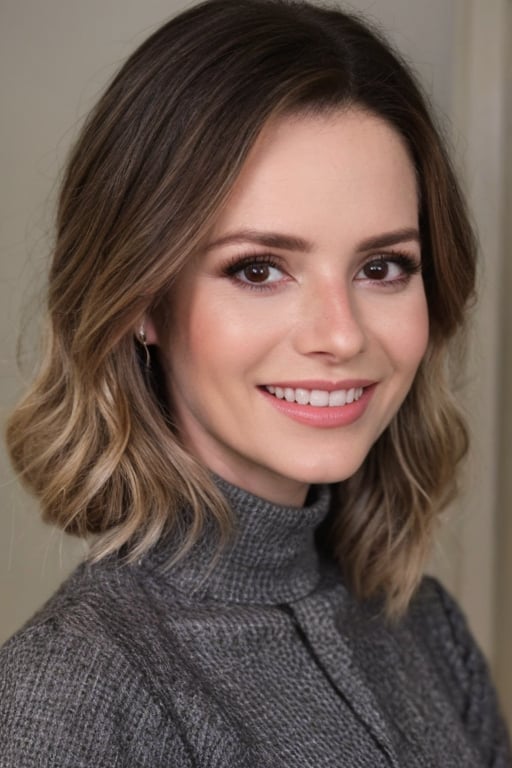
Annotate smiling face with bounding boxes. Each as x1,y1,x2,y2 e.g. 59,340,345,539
147,109,429,506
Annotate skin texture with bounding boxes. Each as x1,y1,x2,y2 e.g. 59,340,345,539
147,109,429,506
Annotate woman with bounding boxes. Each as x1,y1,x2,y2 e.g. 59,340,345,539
1,0,510,765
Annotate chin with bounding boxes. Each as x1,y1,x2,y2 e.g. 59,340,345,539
287,459,365,487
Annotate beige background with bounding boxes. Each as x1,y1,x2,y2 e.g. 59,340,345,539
1,0,511,726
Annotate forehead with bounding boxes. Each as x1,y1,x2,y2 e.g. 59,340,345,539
210,108,419,247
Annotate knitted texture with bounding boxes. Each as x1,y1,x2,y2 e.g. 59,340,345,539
0,478,510,767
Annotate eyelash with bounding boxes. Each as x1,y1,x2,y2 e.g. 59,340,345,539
221,251,421,291
357,252,422,286
222,253,285,291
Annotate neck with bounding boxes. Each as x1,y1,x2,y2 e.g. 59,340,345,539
142,474,333,605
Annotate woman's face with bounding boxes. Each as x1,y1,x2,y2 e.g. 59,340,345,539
148,109,429,506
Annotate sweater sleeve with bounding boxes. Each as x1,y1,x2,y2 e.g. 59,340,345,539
424,579,512,768
0,620,193,768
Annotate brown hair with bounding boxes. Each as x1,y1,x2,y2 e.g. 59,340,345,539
6,0,475,616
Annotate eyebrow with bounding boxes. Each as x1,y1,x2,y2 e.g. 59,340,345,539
355,227,421,252
206,229,312,253
205,227,420,254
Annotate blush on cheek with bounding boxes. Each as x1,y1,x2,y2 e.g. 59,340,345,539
402,294,430,365
415,310,430,365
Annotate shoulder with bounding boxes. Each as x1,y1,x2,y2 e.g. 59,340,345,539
407,576,491,676
406,576,511,765
0,560,192,768
406,576,492,699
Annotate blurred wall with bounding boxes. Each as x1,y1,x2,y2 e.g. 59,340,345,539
1,0,510,723
496,0,512,726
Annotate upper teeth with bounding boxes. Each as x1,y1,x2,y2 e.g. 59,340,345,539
265,386,364,407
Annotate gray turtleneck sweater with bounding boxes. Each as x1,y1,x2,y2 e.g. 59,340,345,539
0,479,510,767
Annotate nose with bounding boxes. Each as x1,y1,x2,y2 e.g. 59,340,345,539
293,277,366,362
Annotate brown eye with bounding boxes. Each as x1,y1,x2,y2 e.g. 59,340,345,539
235,261,284,285
355,255,419,284
362,259,389,280
225,257,285,287
243,264,272,283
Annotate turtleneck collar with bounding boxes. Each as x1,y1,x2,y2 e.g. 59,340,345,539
144,475,332,605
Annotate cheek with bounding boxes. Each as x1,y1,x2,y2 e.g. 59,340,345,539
395,296,430,374
370,288,429,375
168,293,258,382
182,292,288,367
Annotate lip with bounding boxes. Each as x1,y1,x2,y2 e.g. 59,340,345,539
262,379,375,392
259,383,377,429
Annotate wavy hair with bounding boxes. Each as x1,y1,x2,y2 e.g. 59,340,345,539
6,0,476,617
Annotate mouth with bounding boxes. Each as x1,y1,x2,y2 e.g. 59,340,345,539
263,385,365,407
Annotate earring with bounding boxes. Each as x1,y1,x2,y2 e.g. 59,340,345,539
138,324,151,368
